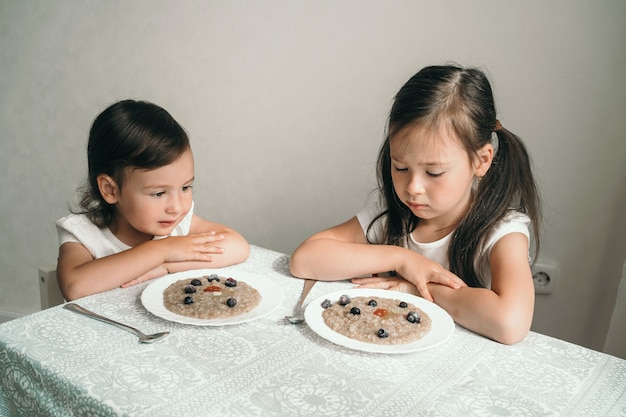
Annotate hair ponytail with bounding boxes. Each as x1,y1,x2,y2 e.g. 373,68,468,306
448,126,542,287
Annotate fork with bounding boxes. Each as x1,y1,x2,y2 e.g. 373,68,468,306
284,279,316,324
64,303,169,343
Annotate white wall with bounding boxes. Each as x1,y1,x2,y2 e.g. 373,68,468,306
1,0,625,352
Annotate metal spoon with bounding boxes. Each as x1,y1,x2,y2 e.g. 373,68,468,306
284,279,316,324
64,303,169,343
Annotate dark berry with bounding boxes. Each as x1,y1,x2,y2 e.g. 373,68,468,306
207,274,220,282
406,311,421,323
226,298,237,307
321,299,332,309
367,299,377,307
377,328,389,338
399,301,408,308
338,294,351,306
190,279,202,286
184,285,197,294
224,277,237,288
349,307,361,315
183,296,194,304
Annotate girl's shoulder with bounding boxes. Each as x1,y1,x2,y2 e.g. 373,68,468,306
500,210,531,227
356,192,386,242
56,213,129,257
56,213,100,232
484,210,531,251
56,213,108,247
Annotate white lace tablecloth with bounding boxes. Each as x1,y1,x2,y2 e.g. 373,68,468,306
1,245,625,417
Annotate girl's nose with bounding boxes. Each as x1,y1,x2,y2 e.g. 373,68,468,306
406,174,426,195
166,194,183,213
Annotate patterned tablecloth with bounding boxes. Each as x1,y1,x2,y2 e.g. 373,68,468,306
1,245,625,417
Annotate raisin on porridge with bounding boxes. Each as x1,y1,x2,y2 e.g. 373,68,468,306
321,295,432,345
163,274,261,319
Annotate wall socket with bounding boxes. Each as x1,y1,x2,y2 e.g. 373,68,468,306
532,262,559,294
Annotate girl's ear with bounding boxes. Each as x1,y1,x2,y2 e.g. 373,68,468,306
97,174,120,204
474,143,494,177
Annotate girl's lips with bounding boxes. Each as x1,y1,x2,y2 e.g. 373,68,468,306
406,201,428,210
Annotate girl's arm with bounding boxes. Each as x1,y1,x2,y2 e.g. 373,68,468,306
290,217,464,301
57,232,219,300
185,214,250,268
121,215,250,288
427,232,535,345
57,215,249,300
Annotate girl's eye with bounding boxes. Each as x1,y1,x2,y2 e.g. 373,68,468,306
393,166,408,172
152,191,165,197
427,171,444,178
182,185,193,192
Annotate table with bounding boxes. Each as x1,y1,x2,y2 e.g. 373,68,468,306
1,245,625,417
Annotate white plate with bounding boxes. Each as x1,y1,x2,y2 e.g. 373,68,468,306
141,269,282,326
305,288,454,354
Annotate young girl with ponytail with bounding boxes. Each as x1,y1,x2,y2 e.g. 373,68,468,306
290,64,541,345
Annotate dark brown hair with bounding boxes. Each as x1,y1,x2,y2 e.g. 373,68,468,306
76,100,190,227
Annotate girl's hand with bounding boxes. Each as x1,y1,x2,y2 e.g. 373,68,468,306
160,231,226,263
351,276,419,295
121,264,168,288
121,232,227,287
395,252,466,302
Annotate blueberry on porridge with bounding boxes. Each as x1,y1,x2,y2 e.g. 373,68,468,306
206,274,220,282
406,311,421,324
338,294,351,306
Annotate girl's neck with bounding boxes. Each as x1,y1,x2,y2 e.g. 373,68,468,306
412,194,473,243
412,221,456,243
109,219,154,247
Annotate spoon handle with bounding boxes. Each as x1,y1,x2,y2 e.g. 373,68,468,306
293,279,316,315
64,303,144,337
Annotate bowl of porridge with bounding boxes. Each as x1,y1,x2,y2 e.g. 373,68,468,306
305,288,454,353
141,269,283,326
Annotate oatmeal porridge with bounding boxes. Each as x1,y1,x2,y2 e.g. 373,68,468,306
321,295,431,345
163,274,261,319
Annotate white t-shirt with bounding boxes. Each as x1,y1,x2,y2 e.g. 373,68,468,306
56,202,195,259
356,197,530,287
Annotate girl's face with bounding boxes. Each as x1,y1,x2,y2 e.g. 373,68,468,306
100,149,195,246
389,124,491,231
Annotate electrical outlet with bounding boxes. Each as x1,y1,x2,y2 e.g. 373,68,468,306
532,262,558,294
